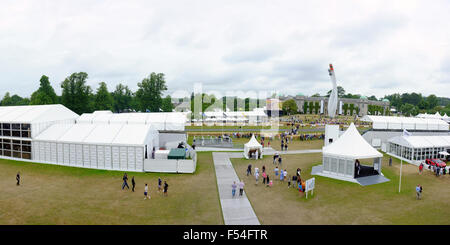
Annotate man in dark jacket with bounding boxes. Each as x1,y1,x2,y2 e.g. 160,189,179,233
122,173,129,190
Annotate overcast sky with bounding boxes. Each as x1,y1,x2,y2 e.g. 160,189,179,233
1,0,449,99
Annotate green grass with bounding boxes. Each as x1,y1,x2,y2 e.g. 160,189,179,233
231,153,450,224
0,152,223,225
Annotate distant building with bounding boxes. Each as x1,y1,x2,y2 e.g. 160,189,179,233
279,94,390,117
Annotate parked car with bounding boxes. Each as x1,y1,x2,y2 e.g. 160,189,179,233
425,158,447,168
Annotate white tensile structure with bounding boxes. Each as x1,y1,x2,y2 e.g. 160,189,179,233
0,105,79,160
387,135,450,165
313,123,384,184
0,105,195,173
202,108,269,126
361,115,449,131
417,112,450,123
33,123,159,172
327,64,338,118
243,134,263,159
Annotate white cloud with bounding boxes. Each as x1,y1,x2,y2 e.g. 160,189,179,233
0,0,449,99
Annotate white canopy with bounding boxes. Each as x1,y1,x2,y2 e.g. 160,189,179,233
323,123,383,159
388,135,450,149
361,115,449,131
243,134,263,159
0,104,78,123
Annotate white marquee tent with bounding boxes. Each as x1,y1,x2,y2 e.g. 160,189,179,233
361,115,449,131
387,135,450,163
33,123,159,172
243,134,263,159
321,123,383,179
76,111,186,131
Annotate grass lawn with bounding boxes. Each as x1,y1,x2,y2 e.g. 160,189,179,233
0,152,223,225
231,153,450,225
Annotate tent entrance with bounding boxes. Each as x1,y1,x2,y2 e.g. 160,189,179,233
354,157,382,178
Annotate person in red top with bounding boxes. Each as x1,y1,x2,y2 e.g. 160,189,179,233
419,163,424,174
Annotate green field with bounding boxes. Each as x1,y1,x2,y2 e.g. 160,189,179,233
230,153,450,224
0,152,223,225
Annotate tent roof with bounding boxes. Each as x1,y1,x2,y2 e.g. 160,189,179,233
323,123,382,159
0,104,79,123
76,111,186,131
244,134,262,148
35,123,157,146
388,135,450,148
361,115,448,131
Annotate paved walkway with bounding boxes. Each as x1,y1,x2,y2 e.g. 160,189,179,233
262,147,322,155
212,152,260,225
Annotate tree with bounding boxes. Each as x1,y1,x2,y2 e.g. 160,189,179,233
161,95,174,112
311,93,321,97
30,75,58,105
135,72,167,112
303,102,308,114
61,72,94,114
327,86,345,97
94,82,113,111
314,102,320,114
426,94,438,109
399,103,418,116
368,95,377,101
349,104,355,116
1,93,29,106
343,103,349,115
112,84,134,112
282,99,298,115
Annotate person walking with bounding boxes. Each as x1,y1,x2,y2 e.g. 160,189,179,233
266,175,270,187
262,171,267,185
247,164,252,176
122,173,129,190
278,155,282,166
144,183,150,200
163,181,169,196
255,171,259,185
416,184,422,200
16,172,20,186
131,176,136,192
419,163,424,175
287,175,291,188
273,153,278,164
284,169,288,181
231,181,237,198
389,157,392,167
158,177,162,192
239,180,245,196
280,168,284,181
274,166,279,178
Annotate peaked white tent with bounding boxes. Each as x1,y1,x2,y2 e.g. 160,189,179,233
321,123,383,179
243,134,263,159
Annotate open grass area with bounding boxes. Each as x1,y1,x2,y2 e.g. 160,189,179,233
231,153,450,225
0,152,223,225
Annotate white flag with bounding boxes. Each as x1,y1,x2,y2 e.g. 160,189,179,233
402,129,412,137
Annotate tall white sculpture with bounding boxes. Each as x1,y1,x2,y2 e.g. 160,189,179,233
327,64,338,118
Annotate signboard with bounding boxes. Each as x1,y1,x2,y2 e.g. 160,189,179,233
305,177,315,199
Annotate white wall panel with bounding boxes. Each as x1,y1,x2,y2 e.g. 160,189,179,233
45,142,51,162
83,145,90,167
76,144,83,166
64,144,70,165
120,146,127,170
50,143,57,163
69,144,76,166
105,146,112,169
57,143,63,164
112,146,120,170
127,147,136,171
136,147,144,171
97,145,105,169
90,145,97,168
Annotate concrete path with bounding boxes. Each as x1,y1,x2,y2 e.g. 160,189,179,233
262,147,322,155
196,147,243,152
212,152,260,225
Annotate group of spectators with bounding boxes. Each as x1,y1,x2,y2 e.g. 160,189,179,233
121,173,169,200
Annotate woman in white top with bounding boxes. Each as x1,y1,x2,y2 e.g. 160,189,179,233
144,183,150,200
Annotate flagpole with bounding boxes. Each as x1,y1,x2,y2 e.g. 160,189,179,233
399,145,403,193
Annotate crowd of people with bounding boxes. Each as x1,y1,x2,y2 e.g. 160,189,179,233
234,157,307,199
121,173,169,200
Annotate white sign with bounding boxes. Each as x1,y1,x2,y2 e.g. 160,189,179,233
305,177,315,199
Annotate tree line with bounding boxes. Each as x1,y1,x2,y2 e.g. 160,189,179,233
0,72,174,115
